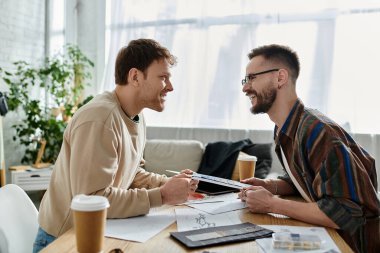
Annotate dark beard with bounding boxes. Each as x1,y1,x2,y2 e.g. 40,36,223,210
250,86,277,114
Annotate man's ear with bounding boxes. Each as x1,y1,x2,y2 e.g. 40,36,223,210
128,68,140,86
277,69,288,89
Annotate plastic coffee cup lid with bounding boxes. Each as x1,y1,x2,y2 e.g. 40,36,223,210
238,155,257,161
71,194,110,211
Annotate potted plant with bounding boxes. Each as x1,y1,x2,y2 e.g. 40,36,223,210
0,44,94,165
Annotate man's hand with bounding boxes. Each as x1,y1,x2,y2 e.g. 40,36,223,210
173,169,199,192
180,169,194,175
240,186,338,229
179,169,199,192
238,177,269,200
240,178,295,196
160,177,191,205
241,186,275,213
240,177,267,187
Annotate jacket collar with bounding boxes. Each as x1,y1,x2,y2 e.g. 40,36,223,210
274,99,304,144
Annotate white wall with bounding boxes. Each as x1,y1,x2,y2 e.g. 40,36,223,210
0,0,46,169
0,0,45,69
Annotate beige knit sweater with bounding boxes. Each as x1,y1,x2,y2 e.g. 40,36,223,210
38,91,168,237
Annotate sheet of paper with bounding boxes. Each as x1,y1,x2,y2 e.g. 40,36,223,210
256,225,341,253
187,192,246,214
105,208,176,243
175,208,241,232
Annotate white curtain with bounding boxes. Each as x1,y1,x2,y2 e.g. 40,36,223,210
102,0,380,134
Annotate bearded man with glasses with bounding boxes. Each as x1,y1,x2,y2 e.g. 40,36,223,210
239,44,379,253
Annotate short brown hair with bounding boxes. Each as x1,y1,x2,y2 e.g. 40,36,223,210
248,44,300,82
114,39,177,85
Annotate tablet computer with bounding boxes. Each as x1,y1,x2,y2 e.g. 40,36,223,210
196,181,239,195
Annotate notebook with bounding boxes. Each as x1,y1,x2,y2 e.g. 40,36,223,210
170,222,273,248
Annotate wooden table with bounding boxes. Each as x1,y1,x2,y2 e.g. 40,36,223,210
41,206,353,253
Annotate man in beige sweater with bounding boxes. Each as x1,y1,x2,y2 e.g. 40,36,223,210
33,39,198,252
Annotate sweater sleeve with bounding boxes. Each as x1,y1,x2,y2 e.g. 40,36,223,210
131,168,169,189
68,121,161,218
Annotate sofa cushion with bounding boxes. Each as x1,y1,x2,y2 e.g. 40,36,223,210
143,139,204,176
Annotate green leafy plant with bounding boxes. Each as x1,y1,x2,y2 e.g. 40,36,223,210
0,44,94,164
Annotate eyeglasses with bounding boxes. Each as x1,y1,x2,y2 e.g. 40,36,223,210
241,68,279,85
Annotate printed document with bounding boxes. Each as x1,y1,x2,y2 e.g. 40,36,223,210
175,208,241,232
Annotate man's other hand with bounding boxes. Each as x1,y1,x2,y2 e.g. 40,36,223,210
175,169,199,192
160,177,191,205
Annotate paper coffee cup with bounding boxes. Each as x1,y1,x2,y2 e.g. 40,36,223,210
238,155,257,180
71,195,110,253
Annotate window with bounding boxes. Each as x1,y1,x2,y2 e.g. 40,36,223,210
49,0,65,56
104,0,380,134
